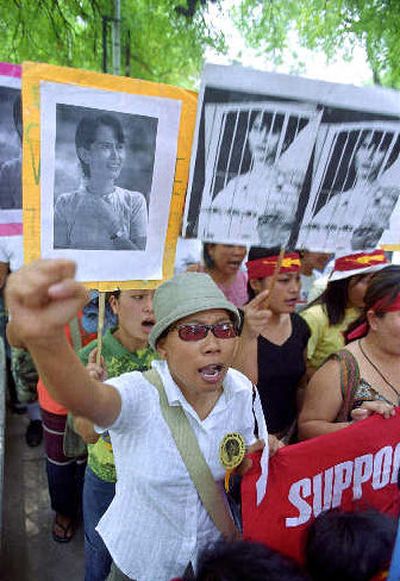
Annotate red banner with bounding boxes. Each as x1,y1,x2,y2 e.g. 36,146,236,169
242,411,400,563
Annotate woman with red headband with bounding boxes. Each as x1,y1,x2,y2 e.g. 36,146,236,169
298,265,399,440
235,246,310,440
301,249,389,377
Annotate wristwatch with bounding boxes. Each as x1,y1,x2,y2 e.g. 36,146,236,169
110,230,124,240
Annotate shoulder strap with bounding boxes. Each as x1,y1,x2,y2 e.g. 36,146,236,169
143,368,239,540
330,349,361,422
69,317,82,353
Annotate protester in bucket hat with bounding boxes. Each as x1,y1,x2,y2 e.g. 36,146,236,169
6,260,267,581
149,271,241,349
301,249,389,375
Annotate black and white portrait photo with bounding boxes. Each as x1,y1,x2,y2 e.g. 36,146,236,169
183,64,400,253
53,105,156,251
298,122,400,252
184,72,321,246
197,102,321,247
0,82,22,213
40,81,182,282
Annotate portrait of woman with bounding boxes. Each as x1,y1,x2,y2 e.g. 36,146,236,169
197,108,310,246
54,113,148,251
300,127,400,252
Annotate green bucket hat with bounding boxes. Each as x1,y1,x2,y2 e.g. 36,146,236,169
149,272,241,350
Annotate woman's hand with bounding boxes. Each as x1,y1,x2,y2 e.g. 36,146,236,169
241,289,273,340
351,401,396,422
5,259,87,348
235,436,284,477
86,348,108,382
80,197,121,237
268,434,285,457
235,439,265,476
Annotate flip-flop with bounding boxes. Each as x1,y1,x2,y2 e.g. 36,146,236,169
52,515,74,543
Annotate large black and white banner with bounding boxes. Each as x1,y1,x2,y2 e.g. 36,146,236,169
183,65,400,252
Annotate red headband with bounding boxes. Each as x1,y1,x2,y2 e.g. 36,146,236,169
246,252,301,280
346,293,400,342
334,250,388,273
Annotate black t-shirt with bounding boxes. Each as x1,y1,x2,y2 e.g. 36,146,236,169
257,313,310,434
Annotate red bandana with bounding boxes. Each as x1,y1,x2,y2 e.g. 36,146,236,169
347,293,400,342
334,250,388,273
246,252,301,280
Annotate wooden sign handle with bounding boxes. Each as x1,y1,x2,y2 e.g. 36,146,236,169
264,246,286,309
96,292,106,366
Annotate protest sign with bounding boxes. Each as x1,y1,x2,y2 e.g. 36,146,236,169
22,62,197,289
183,64,400,252
242,411,400,564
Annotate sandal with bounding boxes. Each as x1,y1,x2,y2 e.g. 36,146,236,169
52,514,75,543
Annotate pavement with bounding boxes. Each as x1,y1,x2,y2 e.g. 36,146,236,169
1,410,84,581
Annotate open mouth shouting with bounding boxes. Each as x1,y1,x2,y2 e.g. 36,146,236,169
141,318,155,334
198,363,226,384
227,260,242,271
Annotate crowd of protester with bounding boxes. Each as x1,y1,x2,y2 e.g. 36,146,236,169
1,240,400,581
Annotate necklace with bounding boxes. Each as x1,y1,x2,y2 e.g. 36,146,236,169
359,340,400,403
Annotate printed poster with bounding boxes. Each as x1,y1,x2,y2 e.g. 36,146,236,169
23,62,197,289
183,64,400,252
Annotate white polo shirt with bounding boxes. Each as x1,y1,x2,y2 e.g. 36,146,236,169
96,359,267,581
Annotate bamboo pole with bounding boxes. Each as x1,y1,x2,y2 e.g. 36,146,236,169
96,292,106,366
264,246,286,309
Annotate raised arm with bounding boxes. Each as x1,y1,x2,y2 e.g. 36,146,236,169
5,259,121,427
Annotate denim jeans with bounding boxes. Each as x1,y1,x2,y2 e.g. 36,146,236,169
83,466,116,581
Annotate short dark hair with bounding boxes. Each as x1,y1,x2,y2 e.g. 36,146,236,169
203,243,215,269
188,540,309,581
305,508,396,581
75,114,125,177
250,110,284,135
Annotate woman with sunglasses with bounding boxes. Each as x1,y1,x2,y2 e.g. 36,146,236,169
6,261,268,581
235,247,310,441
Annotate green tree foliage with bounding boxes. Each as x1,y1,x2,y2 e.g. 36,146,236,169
0,0,225,87
233,0,400,88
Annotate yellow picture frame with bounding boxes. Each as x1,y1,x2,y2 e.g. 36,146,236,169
22,61,197,290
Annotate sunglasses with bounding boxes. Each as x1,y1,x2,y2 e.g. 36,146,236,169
174,321,238,342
